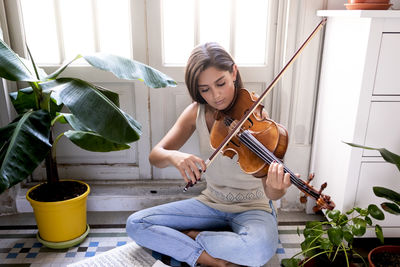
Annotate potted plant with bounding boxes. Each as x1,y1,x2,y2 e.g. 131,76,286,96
0,36,176,248
344,143,400,267
281,206,385,267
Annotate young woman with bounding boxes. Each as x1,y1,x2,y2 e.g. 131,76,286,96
126,42,292,267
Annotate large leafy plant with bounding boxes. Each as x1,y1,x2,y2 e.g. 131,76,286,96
0,37,176,193
345,143,400,216
282,207,385,267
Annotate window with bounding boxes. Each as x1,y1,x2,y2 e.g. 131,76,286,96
20,0,131,65
162,0,270,66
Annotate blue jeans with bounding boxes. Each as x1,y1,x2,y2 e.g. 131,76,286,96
126,198,278,267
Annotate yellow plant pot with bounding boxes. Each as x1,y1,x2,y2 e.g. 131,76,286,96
26,180,90,243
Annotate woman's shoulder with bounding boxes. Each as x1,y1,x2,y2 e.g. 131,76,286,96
178,102,200,128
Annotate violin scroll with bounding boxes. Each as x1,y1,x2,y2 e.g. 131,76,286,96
299,173,335,211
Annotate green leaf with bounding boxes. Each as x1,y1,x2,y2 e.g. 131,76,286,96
368,204,385,220
9,87,63,117
320,237,332,250
0,110,51,193
94,85,120,107
64,130,130,152
83,53,177,88
327,227,343,246
381,202,400,215
45,55,82,80
61,114,91,132
281,258,302,267
301,237,318,258
327,210,341,221
338,214,348,226
375,225,384,244
46,78,141,144
374,186,400,205
343,230,354,244
364,216,372,226
346,208,354,215
0,38,35,81
9,87,36,114
344,142,400,172
351,218,366,236
0,122,18,147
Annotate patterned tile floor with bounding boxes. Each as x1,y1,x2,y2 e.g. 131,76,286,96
0,224,306,266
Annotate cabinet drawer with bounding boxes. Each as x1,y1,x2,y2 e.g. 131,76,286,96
356,162,400,227
373,33,400,95
363,101,400,157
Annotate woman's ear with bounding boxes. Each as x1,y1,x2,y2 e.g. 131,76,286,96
232,64,238,81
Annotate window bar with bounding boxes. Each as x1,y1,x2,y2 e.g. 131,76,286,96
229,0,236,58
91,0,100,53
194,0,200,46
128,0,134,60
53,0,65,64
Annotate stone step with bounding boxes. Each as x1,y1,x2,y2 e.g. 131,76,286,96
17,180,206,212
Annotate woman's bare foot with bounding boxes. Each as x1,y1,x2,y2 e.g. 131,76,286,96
182,229,201,240
182,230,241,267
196,251,240,267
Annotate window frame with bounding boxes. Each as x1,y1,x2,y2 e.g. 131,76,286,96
146,0,279,84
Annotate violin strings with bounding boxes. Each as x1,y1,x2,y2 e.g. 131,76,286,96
239,132,308,190
238,131,319,199
224,117,318,198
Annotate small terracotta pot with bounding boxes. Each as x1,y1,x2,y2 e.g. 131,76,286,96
348,0,390,3
368,245,400,267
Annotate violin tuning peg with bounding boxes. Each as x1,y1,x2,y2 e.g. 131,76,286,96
318,182,327,194
306,173,314,184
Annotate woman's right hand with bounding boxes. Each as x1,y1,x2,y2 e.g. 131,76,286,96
169,151,206,185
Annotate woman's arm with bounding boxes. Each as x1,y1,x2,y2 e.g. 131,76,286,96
149,102,206,184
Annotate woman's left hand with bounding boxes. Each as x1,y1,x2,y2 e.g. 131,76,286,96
262,162,293,200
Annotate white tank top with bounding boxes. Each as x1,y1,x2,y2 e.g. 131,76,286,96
194,104,272,213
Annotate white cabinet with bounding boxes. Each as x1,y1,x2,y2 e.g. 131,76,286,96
311,10,400,236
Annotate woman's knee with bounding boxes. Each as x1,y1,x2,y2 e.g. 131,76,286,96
126,211,146,238
244,233,278,266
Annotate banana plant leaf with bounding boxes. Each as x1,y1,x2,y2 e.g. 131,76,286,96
83,53,177,88
47,78,141,144
45,52,177,89
60,113,92,132
64,130,130,152
9,87,63,117
0,38,35,82
0,121,17,147
0,110,51,193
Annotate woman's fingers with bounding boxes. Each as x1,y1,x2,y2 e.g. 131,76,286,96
176,155,205,184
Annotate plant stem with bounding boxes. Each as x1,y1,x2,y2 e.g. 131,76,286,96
45,131,59,184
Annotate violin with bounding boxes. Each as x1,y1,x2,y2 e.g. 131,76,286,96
184,18,334,211
210,88,335,211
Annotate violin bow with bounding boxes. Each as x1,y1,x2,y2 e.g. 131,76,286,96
184,18,327,191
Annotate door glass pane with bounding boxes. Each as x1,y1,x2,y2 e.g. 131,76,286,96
199,0,230,52
20,0,60,64
97,0,131,58
162,0,194,65
59,0,95,61
234,0,268,65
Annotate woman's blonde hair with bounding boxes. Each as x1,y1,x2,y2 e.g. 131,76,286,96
185,42,243,104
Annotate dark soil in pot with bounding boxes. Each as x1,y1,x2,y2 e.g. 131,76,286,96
371,251,400,267
28,180,87,202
